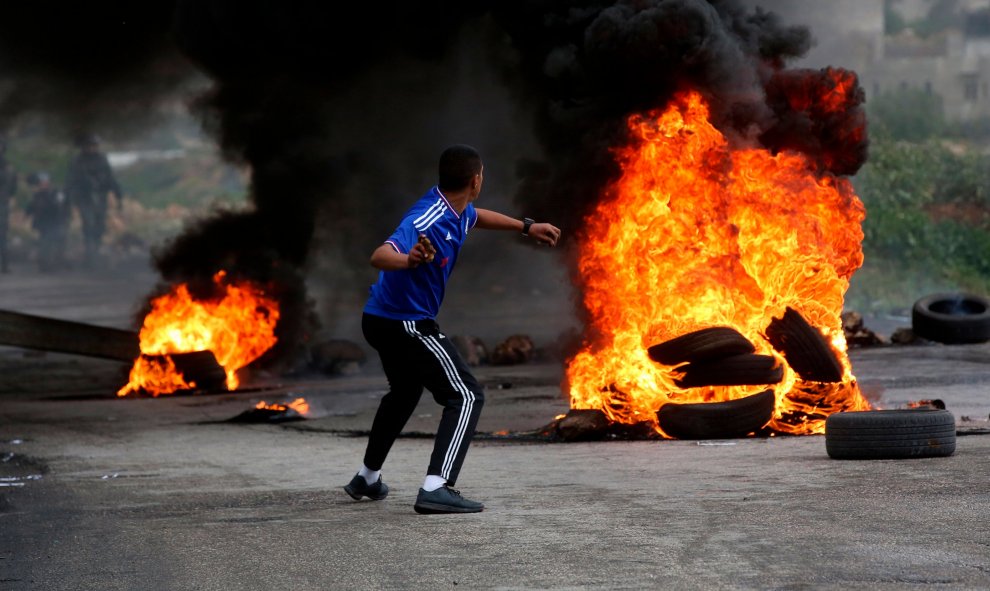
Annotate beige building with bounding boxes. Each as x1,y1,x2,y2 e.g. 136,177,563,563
750,0,990,121
871,29,990,120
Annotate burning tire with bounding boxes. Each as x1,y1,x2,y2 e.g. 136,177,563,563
170,350,228,391
647,327,755,365
825,409,956,460
656,389,775,439
912,293,990,344
673,354,782,388
765,307,843,383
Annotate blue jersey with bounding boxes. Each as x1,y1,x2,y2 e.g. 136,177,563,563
364,186,478,320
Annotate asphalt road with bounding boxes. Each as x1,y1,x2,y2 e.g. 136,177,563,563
1,267,989,590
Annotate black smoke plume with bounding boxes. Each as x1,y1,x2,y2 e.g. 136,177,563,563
489,0,842,228
0,1,869,369
0,1,192,135
168,0,863,332
165,2,492,363
760,67,867,176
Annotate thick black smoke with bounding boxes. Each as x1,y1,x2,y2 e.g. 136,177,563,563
490,0,823,228
0,1,868,367
760,67,867,176
0,1,193,136
164,2,494,362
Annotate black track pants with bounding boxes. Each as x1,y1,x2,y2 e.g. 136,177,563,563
361,313,485,486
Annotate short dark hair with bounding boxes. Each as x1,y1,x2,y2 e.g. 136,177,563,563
438,145,482,191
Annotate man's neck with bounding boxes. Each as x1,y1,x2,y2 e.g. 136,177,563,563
438,187,470,215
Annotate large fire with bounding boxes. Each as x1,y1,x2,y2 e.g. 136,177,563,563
566,90,870,436
118,271,280,397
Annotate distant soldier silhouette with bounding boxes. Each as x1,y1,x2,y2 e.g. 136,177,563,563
65,134,123,266
25,172,70,271
0,137,19,273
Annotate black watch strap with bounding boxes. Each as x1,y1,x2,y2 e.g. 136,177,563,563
521,217,535,236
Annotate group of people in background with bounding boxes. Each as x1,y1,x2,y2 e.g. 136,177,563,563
0,133,123,272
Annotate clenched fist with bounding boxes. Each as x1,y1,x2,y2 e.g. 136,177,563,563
528,222,562,247
409,234,437,267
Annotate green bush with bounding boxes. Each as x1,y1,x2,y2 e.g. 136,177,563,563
931,150,990,205
848,137,990,312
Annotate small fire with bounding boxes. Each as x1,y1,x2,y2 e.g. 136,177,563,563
255,397,310,415
906,399,945,410
121,355,197,394
118,271,280,397
567,89,870,436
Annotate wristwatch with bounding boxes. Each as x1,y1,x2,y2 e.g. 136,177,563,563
521,217,535,236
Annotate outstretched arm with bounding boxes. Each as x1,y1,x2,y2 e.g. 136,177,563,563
475,208,561,247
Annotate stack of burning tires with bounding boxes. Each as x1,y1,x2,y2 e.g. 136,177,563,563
649,327,779,440
650,307,844,439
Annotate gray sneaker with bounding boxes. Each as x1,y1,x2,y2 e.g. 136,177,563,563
414,486,484,514
344,474,389,501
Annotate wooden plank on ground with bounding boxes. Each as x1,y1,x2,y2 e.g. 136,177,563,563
0,309,139,361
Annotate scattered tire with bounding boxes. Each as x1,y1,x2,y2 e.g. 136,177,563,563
673,354,782,388
765,307,843,383
912,292,990,344
825,409,956,460
647,327,755,365
143,350,227,392
657,389,775,439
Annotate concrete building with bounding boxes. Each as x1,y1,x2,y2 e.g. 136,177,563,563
751,0,990,121
871,27,990,120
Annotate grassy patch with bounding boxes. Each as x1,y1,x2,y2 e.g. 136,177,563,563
849,137,990,313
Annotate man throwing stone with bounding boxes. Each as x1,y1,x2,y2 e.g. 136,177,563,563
344,145,561,514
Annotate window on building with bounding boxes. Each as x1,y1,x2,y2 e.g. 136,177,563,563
925,81,933,95
899,81,908,92
963,75,979,101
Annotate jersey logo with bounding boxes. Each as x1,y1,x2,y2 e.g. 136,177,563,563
440,256,450,267
445,231,453,241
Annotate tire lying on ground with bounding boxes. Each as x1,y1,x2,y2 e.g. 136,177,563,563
912,292,990,344
765,307,843,383
657,389,775,439
673,353,782,389
825,409,956,459
140,350,228,393
647,327,755,365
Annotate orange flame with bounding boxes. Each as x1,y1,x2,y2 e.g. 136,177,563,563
566,91,870,436
254,397,310,416
122,355,197,394
118,271,280,397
